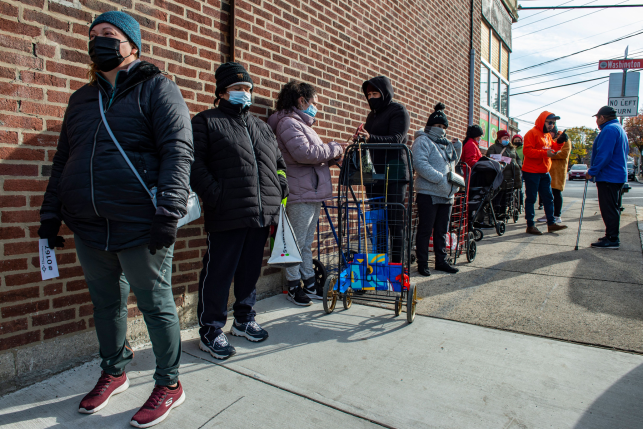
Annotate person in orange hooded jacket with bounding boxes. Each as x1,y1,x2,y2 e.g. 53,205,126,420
522,111,569,234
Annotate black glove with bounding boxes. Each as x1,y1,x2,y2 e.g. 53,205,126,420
38,218,65,249
148,214,178,255
556,131,568,144
279,178,289,200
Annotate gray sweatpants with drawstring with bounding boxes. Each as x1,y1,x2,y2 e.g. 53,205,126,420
285,202,322,282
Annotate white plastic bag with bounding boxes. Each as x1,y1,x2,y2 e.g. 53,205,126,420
268,204,303,268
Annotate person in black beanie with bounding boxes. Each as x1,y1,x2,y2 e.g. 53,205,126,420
191,62,289,360
412,103,462,276
354,76,410,263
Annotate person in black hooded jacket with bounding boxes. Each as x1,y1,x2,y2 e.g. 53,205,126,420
355,76,410,262
190,62,288,360
37,13,193,426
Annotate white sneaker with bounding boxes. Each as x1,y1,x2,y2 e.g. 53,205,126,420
537,216,547,222
554,216,562,224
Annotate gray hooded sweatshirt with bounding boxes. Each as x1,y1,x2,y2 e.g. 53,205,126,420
411,127,462,204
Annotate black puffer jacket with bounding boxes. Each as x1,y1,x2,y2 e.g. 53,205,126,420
362,76,411,180
190,100,288,232
41,61,193,251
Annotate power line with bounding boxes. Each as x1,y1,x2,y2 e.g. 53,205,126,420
514,0,598,29
514,80,608,118
511,48,643,83
511,29,643,73
512,69,605,90
514,0,632,39
512,21,643,60
513,0,578,29
518,4,643,10
511,68,643,96
511,75,608,95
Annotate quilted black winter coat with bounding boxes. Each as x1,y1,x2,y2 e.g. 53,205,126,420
40,61,194,251
190,99,288,232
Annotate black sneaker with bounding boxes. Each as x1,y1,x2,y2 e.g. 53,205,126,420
302,277,322,300
230,320,269,342
591,239,620,249
287,286,312,306
435,263,459,274
597,236,608,242
199,333,236,360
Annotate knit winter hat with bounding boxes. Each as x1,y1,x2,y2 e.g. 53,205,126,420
214,62,253,99
426,102,448,129
497,130,510,140
89,11,141,51
512,134,523,142
466,124,484,139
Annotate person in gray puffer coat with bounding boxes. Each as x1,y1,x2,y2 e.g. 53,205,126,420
412,103,462,277
268,81,344,306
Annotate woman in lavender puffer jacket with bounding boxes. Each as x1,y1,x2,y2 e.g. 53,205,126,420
268,81,345,306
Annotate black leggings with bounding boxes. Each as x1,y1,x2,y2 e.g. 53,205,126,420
552,188,562,217
415,193,452,266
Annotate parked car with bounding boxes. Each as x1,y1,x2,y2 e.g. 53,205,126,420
627,162,635,181
568,164,588,181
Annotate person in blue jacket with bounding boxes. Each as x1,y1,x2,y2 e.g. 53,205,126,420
586,106,629,249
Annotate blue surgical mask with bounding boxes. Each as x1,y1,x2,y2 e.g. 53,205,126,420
301,104,318,117
501,139,510,146
228,91,252,108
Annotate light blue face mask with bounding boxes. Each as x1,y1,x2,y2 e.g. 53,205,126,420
228,91,252,108
300,103,318,118
501,139,510,146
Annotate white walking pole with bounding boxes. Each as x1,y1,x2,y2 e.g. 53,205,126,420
574,179,589,251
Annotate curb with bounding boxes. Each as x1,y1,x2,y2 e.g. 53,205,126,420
636,206,643,253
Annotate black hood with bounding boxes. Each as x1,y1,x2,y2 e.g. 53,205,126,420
362,76,394,110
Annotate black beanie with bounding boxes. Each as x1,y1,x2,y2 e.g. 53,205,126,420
466,124,484,139
426,102,448,129
214,62,253,99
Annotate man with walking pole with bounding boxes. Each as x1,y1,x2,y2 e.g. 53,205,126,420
586,106,629,249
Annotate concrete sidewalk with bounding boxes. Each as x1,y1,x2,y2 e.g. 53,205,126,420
411,196,643,353
1,295,643,428
2,192,643,428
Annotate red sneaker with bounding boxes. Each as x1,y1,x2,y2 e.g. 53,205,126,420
78,371,130,414
130,381,185,428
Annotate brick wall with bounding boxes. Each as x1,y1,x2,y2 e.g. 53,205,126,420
0,0,481,386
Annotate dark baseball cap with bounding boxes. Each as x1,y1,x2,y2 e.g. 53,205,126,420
546,114,560,120
592,106,616,117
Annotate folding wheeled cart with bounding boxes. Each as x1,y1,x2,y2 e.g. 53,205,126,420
321,141,417,323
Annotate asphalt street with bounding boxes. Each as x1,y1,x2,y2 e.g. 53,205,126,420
563,178,643,207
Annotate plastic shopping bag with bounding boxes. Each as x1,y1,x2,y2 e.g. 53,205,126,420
268,204,303,268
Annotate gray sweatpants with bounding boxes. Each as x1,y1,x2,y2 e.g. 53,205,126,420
285,202,322,282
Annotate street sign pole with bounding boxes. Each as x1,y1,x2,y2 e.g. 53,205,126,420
620,46,628,125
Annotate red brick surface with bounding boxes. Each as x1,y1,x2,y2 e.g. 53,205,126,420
0,0,481,353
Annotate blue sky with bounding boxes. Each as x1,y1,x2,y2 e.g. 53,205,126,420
510,0,643,132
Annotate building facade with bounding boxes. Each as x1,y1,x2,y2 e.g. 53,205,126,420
478,0,517,149
0,0,491,391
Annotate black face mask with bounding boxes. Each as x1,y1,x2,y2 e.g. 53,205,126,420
88,36,131,72
368,97,385,112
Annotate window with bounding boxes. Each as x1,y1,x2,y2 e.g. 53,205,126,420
481,21,490,62
490,74,499,111
501,44,509,80
571,164,588,170
480,65,489,106
491,34,500,71
500,81,508,116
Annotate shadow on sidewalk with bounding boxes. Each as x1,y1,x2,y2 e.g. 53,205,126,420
573,363,643,428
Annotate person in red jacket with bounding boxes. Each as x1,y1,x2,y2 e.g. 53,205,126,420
461,124,484,168
522,111,569,235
